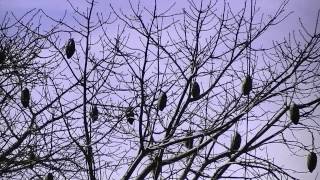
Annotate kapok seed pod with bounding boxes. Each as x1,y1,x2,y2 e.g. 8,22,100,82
307,152,317,173
153,155,162,180
27,145,36,169
90,105,99,122
185,130,193,149
21,88,30,108
29,148,36,161
0,50,5,64
86,146,93,156
230,132,241,154
66,38,75,59
158,92,167,111
290,103,299,125
126,107,135,125
191,81,200,98
46,173,54,180
242,75,252,96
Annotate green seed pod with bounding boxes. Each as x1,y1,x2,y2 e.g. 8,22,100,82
66,38,75,59
158,92,167,111
307,152,317,173
126,107,134,125
185,129,193,149
46,173,54,180
242,75,252,96
21,88,30,108
191,81,200,98
290,103,299,125
230,132,241,154
90,105,99,122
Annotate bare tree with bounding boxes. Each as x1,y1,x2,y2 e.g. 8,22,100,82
0,0,320,179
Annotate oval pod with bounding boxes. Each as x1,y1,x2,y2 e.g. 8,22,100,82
90,105,99,122
0,50,5,64
158,92,167,111
185,129,193,149
29,146,36,162
46,173,54,180
290,103,299,125
21,88,30,108
230,132,241,154
66,38,75,59
153,155,162,180
191,81,200,98
126,107,134,125
307,152,317,173
242,75,252,96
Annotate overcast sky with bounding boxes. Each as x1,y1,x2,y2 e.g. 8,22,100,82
1,0,320,39
1,0,319,179
1,0,320,50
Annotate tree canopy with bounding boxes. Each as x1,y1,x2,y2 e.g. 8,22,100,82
0,0,320,179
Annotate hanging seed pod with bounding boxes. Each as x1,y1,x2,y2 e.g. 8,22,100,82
65,38,75,59
46,173,53,180
307,152,317,173
242,75,252,96
21,88,30,108
0,50,5,64
191,60,197,73
289,103,299,125
29,147,36,161
29,151,36,161
90,105,99,122
153,155,162,180
126,107,134,125
158,92,167,111
185,129,193,149
191,81,200,98
28,146,37,169
86,146,93,156
230,132,241,154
